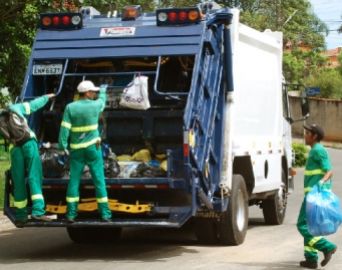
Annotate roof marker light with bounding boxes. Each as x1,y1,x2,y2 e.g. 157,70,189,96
168,12,178,22
179,11,187,21
71,15,81,25
62,15,71,25
158,12,168,22
52,16,60,26
42,16,52,26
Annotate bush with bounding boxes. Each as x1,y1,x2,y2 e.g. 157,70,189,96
293,142,308,167
305,69,342,99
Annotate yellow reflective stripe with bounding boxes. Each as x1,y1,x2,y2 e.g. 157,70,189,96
304,246,318,253
66,197,80,203
31,194,44,201
23,102,31,114
61,121,72,129
97,197,108,203
70,137,100,149
304,187,312,194
309,236,322,247
71,124,98,132
304,169,325,176
14,199,28,209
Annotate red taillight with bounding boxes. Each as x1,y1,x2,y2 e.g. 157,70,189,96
183,144,189,157
52,16,60,26
62,15,71,25
168,12,178,22
179,11,187,21
156,8,202,26
40,13,83,30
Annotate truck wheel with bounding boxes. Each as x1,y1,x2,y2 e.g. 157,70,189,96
262,170,287,225
194,217,218,245
66,227,122,243
218,174,248,245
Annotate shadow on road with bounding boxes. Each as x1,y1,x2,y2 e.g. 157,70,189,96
0,226,199,264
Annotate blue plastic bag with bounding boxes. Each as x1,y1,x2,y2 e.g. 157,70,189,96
306,184,342,236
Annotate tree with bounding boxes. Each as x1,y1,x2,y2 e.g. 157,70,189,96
217,0,328,84
305,68,342,99
0,1,54,99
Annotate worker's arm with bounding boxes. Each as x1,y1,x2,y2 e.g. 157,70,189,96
314,147,333,183
320,170,333,183
95,85,107,112
58,105,72,151
9,94,55,116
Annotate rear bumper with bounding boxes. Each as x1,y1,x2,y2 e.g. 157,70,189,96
4,206,192,229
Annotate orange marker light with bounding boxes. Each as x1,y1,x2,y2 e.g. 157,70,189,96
188,10,199,21
42,16,52,26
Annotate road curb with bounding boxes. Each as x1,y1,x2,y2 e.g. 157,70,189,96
0,212,15,232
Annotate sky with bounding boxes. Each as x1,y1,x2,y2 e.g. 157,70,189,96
309,0,342,49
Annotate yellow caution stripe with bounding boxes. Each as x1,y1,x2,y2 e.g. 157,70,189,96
46,199,152,214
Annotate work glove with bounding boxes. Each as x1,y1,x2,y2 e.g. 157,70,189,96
100,84,108,91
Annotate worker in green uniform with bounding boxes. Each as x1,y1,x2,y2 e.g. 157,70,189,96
10,93,55,225
58,80,112,222
298,124,337,269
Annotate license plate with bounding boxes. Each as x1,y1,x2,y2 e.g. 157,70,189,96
33,64,63,75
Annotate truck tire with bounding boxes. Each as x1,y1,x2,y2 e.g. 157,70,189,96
218,174,248,245
66,227,122,243
262,170,287,225
194,217,218,245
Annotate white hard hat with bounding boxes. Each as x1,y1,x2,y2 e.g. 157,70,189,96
77,80,100,93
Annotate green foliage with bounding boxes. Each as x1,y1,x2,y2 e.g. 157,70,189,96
0,1,53,98
337,51,342,76
305,68,342,99
0,87,12,108
217,0,328,85
292,142,308,167
0,155,10,210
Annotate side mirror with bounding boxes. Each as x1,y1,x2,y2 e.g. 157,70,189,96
300,93,310,118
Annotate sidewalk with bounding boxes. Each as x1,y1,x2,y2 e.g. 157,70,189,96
0,212,15,232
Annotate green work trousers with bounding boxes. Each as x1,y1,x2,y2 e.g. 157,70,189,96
66,144,111,220
297,197,337,262
11,139,45,221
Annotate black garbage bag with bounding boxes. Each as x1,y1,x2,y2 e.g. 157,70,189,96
40,146,67,178
130,163,166,178
105,157,120,178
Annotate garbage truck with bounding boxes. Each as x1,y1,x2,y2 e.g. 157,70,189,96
3,2,296,245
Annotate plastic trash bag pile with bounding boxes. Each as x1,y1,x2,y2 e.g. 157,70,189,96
306,184,342,236
41,144,167,179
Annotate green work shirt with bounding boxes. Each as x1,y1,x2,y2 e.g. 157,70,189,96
9,95,49,139
304,143,332,193
58,87,107,150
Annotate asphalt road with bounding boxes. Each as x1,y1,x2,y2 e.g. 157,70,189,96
1,148,342,270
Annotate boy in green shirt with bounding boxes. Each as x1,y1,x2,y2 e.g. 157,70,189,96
297,124,337,269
